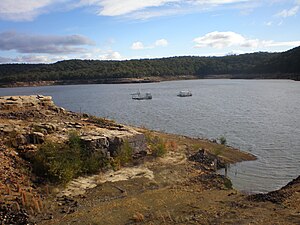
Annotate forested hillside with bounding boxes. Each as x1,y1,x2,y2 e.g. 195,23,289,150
0,46,299,85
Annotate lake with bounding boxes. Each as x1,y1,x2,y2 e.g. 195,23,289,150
1,79,299,193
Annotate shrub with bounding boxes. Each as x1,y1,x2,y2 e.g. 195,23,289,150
82,151,110,174
33,140,82,184
224,178,233,189
145,133,167,157
68,131,82,149
219,136,227,145
114,140,133,167
32,131,108,184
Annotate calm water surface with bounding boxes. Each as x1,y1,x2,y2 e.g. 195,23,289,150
1,79,299,193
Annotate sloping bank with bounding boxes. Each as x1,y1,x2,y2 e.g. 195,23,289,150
0,95,298,225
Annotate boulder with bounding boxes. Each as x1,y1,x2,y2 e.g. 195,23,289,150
7,96,18,101
32,123,57,134
11,134,28,148
107,135,145,155
127,133,148,155
28,132,45,144
80,135,109,154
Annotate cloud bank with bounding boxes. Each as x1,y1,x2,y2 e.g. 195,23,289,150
0,31,94,54
193,31,300,49
0,55,69,64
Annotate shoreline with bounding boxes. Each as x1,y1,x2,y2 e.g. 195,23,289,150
0,74,298,88
0,76,197,88
0,95,299,225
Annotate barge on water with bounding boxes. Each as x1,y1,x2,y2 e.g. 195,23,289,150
177,90,192,97
131,91,152,100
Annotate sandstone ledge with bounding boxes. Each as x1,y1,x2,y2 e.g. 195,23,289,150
0,95,147,159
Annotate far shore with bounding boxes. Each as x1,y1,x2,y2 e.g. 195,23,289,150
0,76,198,88
0,74,298,88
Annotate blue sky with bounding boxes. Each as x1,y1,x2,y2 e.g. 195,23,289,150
0,0,300,63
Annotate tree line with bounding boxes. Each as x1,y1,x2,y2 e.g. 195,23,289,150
0,46,299,84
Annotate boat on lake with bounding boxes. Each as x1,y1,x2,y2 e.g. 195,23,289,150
177,90,192,97
131,90,152,100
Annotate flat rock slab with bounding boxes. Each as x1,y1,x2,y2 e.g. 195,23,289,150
59,166,154,197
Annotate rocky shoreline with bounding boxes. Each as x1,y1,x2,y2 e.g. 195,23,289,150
0,95,299,224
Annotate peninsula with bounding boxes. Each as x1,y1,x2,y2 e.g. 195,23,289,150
0,96,299,224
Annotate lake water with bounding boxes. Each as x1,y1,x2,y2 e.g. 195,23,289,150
1,79,299,193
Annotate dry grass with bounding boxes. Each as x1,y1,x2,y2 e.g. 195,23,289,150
132,212,145,222
1,183,47,216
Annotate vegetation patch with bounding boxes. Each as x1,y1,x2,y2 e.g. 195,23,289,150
145,132,167,157
224,178,233,189
32,132,108,184
112,140,133,170
219,135,227,145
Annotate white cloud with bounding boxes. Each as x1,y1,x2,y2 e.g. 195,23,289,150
0,49,123,63
129,8,186,20
155,39,168,47
78,0,251,19
264,40,300,47
98,50,122,60
78,0,179,16
0,0,64,21
276,5,299,18
192,0,249,5
194,31,248,49
131,41,145,50
82,48,122,60
131,39,169,50
0,55,69,64
193,31,300,49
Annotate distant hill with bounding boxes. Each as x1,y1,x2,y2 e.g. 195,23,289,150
0,46,299,86
250,46,300,80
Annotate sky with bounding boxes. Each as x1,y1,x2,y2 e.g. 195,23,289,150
0,0,300,63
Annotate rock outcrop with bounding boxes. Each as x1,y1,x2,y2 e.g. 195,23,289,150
0,95,57,111
0,95,147,161
0,95,149,224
